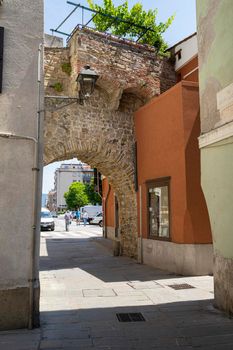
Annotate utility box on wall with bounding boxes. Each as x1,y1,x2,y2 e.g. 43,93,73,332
0,27,4,93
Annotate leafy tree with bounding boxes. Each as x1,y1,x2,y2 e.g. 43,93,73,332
85,178,102,205
64,182,89,209
87,0,174,52
64,179,102,209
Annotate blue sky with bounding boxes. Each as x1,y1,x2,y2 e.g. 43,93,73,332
43,0,196,194
44,0,196,47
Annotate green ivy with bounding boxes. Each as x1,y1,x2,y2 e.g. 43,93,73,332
87,0,174,53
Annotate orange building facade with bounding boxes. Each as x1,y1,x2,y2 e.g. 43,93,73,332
102,178,118,240
135,80,212,275
102,34,213,275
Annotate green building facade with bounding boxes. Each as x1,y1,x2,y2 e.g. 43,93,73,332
197,0,233,313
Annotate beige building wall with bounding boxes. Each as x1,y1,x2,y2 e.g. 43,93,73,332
0,0,43,329
55,164,94,209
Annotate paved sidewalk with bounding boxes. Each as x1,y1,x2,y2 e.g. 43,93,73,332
1,221,233,349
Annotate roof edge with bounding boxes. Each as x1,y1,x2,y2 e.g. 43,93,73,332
166,32,197,52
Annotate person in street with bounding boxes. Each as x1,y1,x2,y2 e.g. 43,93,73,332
76,208,81,225
64,211,71,231
83,210,89,226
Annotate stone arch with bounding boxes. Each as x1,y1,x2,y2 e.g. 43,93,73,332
44,86,138,257
44,28,176,258
118,87,149,113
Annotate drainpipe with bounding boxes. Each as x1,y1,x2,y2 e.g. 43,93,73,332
28,42,44,329
138,185,143,264
103,182,111,239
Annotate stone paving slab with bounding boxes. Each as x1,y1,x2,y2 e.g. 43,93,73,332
127,281,164,289
1,223,233,349
39,338,93,349
83,289,117,297
0,329,40,350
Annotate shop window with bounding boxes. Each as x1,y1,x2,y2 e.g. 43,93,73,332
147,177,170,240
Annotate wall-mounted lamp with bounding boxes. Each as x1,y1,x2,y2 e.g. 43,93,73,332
45,65,99,110
77,65,99,104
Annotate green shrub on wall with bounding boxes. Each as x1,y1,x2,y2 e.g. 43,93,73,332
52,82,63,92
61,62,72,76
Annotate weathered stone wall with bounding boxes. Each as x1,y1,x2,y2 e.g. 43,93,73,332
44,28,176,258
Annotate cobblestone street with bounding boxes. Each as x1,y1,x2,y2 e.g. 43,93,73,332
0,219,233,349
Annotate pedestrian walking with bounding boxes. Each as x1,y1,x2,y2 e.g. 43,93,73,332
83,210,89,226
64,211,71,231
76,208,81,225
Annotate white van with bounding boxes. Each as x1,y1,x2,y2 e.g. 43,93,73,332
40,208,55,231
80,205,102,223
90,212,103,227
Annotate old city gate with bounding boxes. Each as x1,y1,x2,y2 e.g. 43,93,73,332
44,28,175,257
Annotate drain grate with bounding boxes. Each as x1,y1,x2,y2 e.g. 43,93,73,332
116,313,145,322
168,283,195,290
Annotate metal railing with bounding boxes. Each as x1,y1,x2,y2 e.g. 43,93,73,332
50,1,157,47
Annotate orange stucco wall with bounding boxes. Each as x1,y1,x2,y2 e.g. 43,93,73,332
177,56,198,82
102,178,115,228
134,81,212,244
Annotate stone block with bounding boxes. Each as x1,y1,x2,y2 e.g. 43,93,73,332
0,287,29,330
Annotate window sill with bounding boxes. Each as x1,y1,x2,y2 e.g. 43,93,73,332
148,236,171,242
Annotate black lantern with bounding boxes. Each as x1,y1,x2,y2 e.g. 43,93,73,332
76,65,99,103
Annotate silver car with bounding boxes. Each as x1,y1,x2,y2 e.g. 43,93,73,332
41,209,55,231
89,212,103,227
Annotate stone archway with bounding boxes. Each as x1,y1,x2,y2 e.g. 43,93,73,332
44,28,176,258
44,88,138,257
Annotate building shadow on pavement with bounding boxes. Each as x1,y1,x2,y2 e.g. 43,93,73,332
38,300,233,349
40,237,185,282
1,300,233,349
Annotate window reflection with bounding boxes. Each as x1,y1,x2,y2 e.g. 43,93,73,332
148,181,170,238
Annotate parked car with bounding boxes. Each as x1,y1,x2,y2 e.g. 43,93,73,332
80,205,102,223
51,211,58,218
41,208,55,231
90,212,103,227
